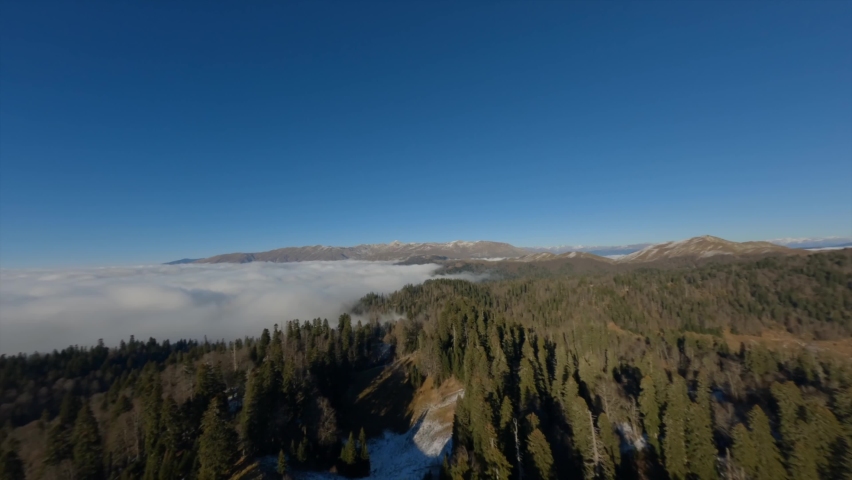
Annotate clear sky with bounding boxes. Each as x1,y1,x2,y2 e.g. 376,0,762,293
1,1,850,267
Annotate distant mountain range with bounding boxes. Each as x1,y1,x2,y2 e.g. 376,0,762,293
191,240,528,264
167,235,851,266
495,235,798,266
615,235,792,263
164,258,200,265
768,236,852,250
521,236,852,257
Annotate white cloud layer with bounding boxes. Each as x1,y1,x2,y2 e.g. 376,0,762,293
0,261,462,355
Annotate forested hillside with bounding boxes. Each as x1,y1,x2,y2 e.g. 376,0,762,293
1,250,850,480
388,250,852,339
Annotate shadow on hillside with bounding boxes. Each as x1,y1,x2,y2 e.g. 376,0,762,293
341,361,416,438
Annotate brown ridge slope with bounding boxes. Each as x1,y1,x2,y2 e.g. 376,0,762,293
514,251,614,263
191,236,802,265
196,240,528,264
617,235,798,263
436,236,807,279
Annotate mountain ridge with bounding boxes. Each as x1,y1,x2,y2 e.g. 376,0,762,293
193,240,528,264
617,235,796,263
178,235,817,265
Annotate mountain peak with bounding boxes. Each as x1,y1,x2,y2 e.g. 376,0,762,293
618,235,795,263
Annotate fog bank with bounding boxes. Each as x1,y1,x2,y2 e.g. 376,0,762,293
0,261,467,355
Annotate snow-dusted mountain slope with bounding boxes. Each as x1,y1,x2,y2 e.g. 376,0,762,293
616,235,795,263
178,235,840,265
768,236,852,249
194,241,527,264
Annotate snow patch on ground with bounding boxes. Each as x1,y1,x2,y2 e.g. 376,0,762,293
699,250,732,258
296,390,463,480
617,422,646,453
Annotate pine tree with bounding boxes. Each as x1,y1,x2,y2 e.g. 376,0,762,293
663,377,688,480
158,451,175,480
340,431,357,465
45,393,80,468
296,437,308,464
651,368,668,408
449,447,471,480
198,397,237,480
789,439,819,480
257,328,271,361
44,422,71,467
160,397,181,453
268,324,284,372
59,393,81,426
481,422,512,480
277,449,288,476
177,440,197,479
111,394,132,419
598,412,619,479
358,428,369,462
196,363,225,405
453,390,473,449
686,377,717,480
143,450,161,480
535,335,552,395
525,428,554,480
239,368,267,455
747,406,787,480
519,348,539,409
638,375,661,452
72,404,103,480
552,345,570,390
441,454,451,480
731,423,757,478
143,375,163,455
498,395,515,458
771,382,802,456
803,399,842,477
562,378,595,476
833,386,852,479
771,382,818,480
340,314,353,355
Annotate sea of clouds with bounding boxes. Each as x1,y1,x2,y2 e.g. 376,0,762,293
0,261,471,355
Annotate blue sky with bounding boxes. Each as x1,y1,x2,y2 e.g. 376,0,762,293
1,1,850,267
